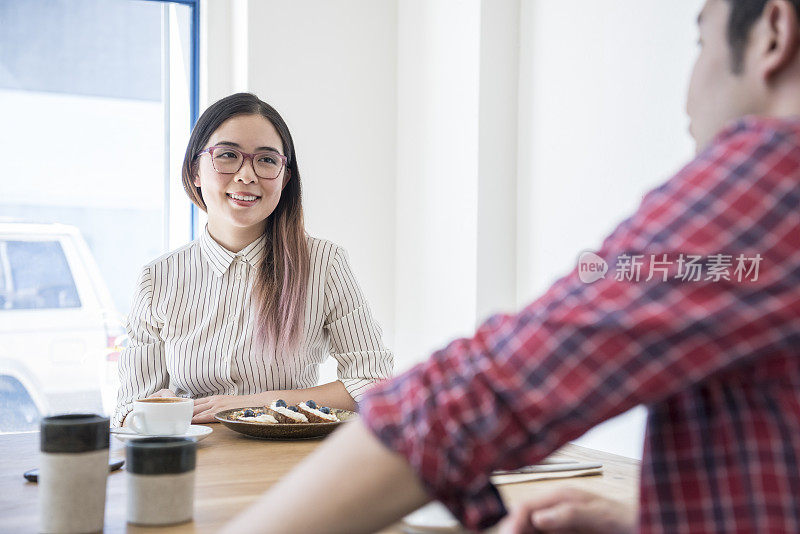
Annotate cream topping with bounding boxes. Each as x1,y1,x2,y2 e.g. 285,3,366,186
269,402,308,422
239,414,278,424
298,402,338,422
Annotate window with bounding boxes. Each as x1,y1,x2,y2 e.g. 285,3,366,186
2,241,81,310
0,244,6,309
0,0,198,432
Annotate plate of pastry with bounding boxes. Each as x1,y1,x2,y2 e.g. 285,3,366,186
214,399,357,440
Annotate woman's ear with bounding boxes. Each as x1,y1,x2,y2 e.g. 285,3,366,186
192,168,201,188
281,168,292,191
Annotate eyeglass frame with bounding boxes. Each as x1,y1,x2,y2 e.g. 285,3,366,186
194,145,289,180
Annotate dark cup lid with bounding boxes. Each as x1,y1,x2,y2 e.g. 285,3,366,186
40,414,110,453
126,437,196,475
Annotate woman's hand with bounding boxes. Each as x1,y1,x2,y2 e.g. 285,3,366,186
498,487,637,534
192,394,257,423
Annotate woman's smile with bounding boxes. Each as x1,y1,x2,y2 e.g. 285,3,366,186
226,191,262,206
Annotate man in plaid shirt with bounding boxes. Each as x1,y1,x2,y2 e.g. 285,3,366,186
223,1,800,532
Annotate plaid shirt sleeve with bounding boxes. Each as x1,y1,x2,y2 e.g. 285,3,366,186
359,116,800,530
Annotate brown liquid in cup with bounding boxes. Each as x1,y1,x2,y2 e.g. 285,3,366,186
137,398,186,403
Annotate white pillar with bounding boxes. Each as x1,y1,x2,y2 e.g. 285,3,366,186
477,0,520,321
395,0,480,368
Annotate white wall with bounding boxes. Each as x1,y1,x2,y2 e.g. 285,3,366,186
517,0,705,459
518,0,702,300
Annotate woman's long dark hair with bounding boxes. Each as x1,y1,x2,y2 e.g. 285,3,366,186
181,93,309,355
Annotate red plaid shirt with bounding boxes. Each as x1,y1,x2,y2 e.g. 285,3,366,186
360,116,800,533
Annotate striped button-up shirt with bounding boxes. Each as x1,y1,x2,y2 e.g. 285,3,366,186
361,116,800,532
113,228,393,426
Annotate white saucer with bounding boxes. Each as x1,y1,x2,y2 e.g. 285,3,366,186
111,425,213,442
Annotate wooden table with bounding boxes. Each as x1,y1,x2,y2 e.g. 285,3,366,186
0,423,640,533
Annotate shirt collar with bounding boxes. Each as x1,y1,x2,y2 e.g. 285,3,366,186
199,226,267,277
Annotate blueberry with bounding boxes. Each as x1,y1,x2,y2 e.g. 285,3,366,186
306,400,317,409
275,399,287,408
287,405,299,412
320,407,331,414
243,409,255,417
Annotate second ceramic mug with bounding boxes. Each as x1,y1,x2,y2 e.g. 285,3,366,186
130,397,193,435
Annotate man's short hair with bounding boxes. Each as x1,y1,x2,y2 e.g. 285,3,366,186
727,0,800,73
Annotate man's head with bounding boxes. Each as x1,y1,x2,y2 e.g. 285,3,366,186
687,0,800,152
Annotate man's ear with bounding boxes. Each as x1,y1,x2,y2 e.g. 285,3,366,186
761,0,800,80
281,168,291,191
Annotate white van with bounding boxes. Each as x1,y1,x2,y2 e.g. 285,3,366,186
0,222,123,432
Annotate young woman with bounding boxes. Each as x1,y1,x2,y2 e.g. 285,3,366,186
113,93,394,426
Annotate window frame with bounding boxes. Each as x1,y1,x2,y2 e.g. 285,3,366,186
140,0,201,240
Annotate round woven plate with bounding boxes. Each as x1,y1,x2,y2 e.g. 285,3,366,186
214,407,357,440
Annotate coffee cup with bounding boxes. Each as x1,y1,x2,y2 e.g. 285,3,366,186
39,414,110,533
126,437,196,525
129,397,193,436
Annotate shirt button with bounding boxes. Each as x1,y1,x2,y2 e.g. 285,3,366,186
236,275,242,280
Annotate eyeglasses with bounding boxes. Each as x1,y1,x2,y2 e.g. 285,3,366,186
195,145,288,180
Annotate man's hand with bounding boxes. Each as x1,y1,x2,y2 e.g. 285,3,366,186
192,394,256,423
498,487,637,534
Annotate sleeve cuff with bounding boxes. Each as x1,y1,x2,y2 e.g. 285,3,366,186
341,377,382,403
111,404,134,428
359,380,508,531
